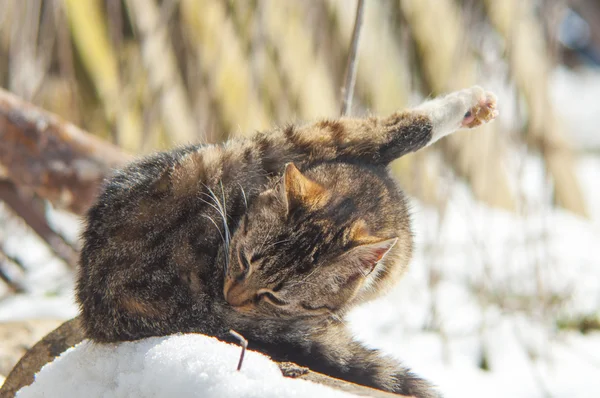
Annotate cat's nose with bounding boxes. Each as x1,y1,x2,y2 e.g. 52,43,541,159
224,279,255,307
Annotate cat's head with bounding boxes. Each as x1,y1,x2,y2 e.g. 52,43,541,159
224,163,398,320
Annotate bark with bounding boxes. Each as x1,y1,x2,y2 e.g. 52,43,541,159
0,318,406,398
0,87,131,215
0,318,83,398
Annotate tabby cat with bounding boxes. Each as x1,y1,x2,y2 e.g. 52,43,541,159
76,86,497,397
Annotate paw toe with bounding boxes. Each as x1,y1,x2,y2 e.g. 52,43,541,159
462,89,498,128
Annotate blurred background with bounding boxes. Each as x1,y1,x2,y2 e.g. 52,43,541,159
0,0,599,397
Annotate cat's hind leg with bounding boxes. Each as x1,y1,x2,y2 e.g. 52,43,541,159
414,86,498,145
252,86,498,169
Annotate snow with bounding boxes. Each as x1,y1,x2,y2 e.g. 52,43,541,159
0,294,78,321
16,334,355,398
551,67,600,149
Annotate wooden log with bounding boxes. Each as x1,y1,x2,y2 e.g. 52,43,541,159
0,88,131,215
0,318,83,398
0,318,406,398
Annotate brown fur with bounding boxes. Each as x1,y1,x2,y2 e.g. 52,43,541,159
74,90,498,397
120,296,166,318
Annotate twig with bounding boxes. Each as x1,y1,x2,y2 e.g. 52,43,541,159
0,180,79,268
340,0,365,116
229,329,248,371
511,322,553,398
0,249,26,293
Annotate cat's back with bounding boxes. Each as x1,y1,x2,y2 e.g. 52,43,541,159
76,144,246,342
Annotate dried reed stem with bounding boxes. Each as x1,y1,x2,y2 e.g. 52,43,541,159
259,1,337,119
400,0,515,211
63,0,142,151
340,0,365,116
126,0,197,145
180,0,270,136
484,0,588,217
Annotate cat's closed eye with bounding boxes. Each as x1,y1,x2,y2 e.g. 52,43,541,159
239,247,263,266
300,302,334,314
256,290,287,306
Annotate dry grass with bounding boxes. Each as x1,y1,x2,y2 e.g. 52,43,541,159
0,0,586,213
0,0,591,324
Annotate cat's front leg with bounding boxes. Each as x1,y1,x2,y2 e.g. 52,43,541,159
341,344,442,398
292,325,442,397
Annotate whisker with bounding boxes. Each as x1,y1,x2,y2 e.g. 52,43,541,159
263,238,292,252
199,194,223,215
219,181,232,269
297,263,326,286
238,183,248,209
201,184,231,273
201,214,226,246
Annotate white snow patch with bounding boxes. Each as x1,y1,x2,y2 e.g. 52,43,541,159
551,67,600,149
17,334,356,398
0,294,78,322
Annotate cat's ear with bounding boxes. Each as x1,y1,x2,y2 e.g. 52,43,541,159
347,237,398,275
347,220,398,274
283,163,329,211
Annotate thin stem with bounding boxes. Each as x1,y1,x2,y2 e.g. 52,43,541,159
229,329,248,371
340,0,366,116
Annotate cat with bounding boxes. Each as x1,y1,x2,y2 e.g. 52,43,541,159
76,86,497,397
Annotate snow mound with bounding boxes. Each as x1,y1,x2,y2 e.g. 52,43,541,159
17,334,355,398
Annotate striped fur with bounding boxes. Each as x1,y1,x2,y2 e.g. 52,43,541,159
76,87,497,397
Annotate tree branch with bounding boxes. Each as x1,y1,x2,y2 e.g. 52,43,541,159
0,88,131,215
0,318,407,398
0,249,25,294
0,180,78,268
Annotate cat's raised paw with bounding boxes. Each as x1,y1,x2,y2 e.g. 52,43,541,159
461,90,498,128
415,85,499,143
